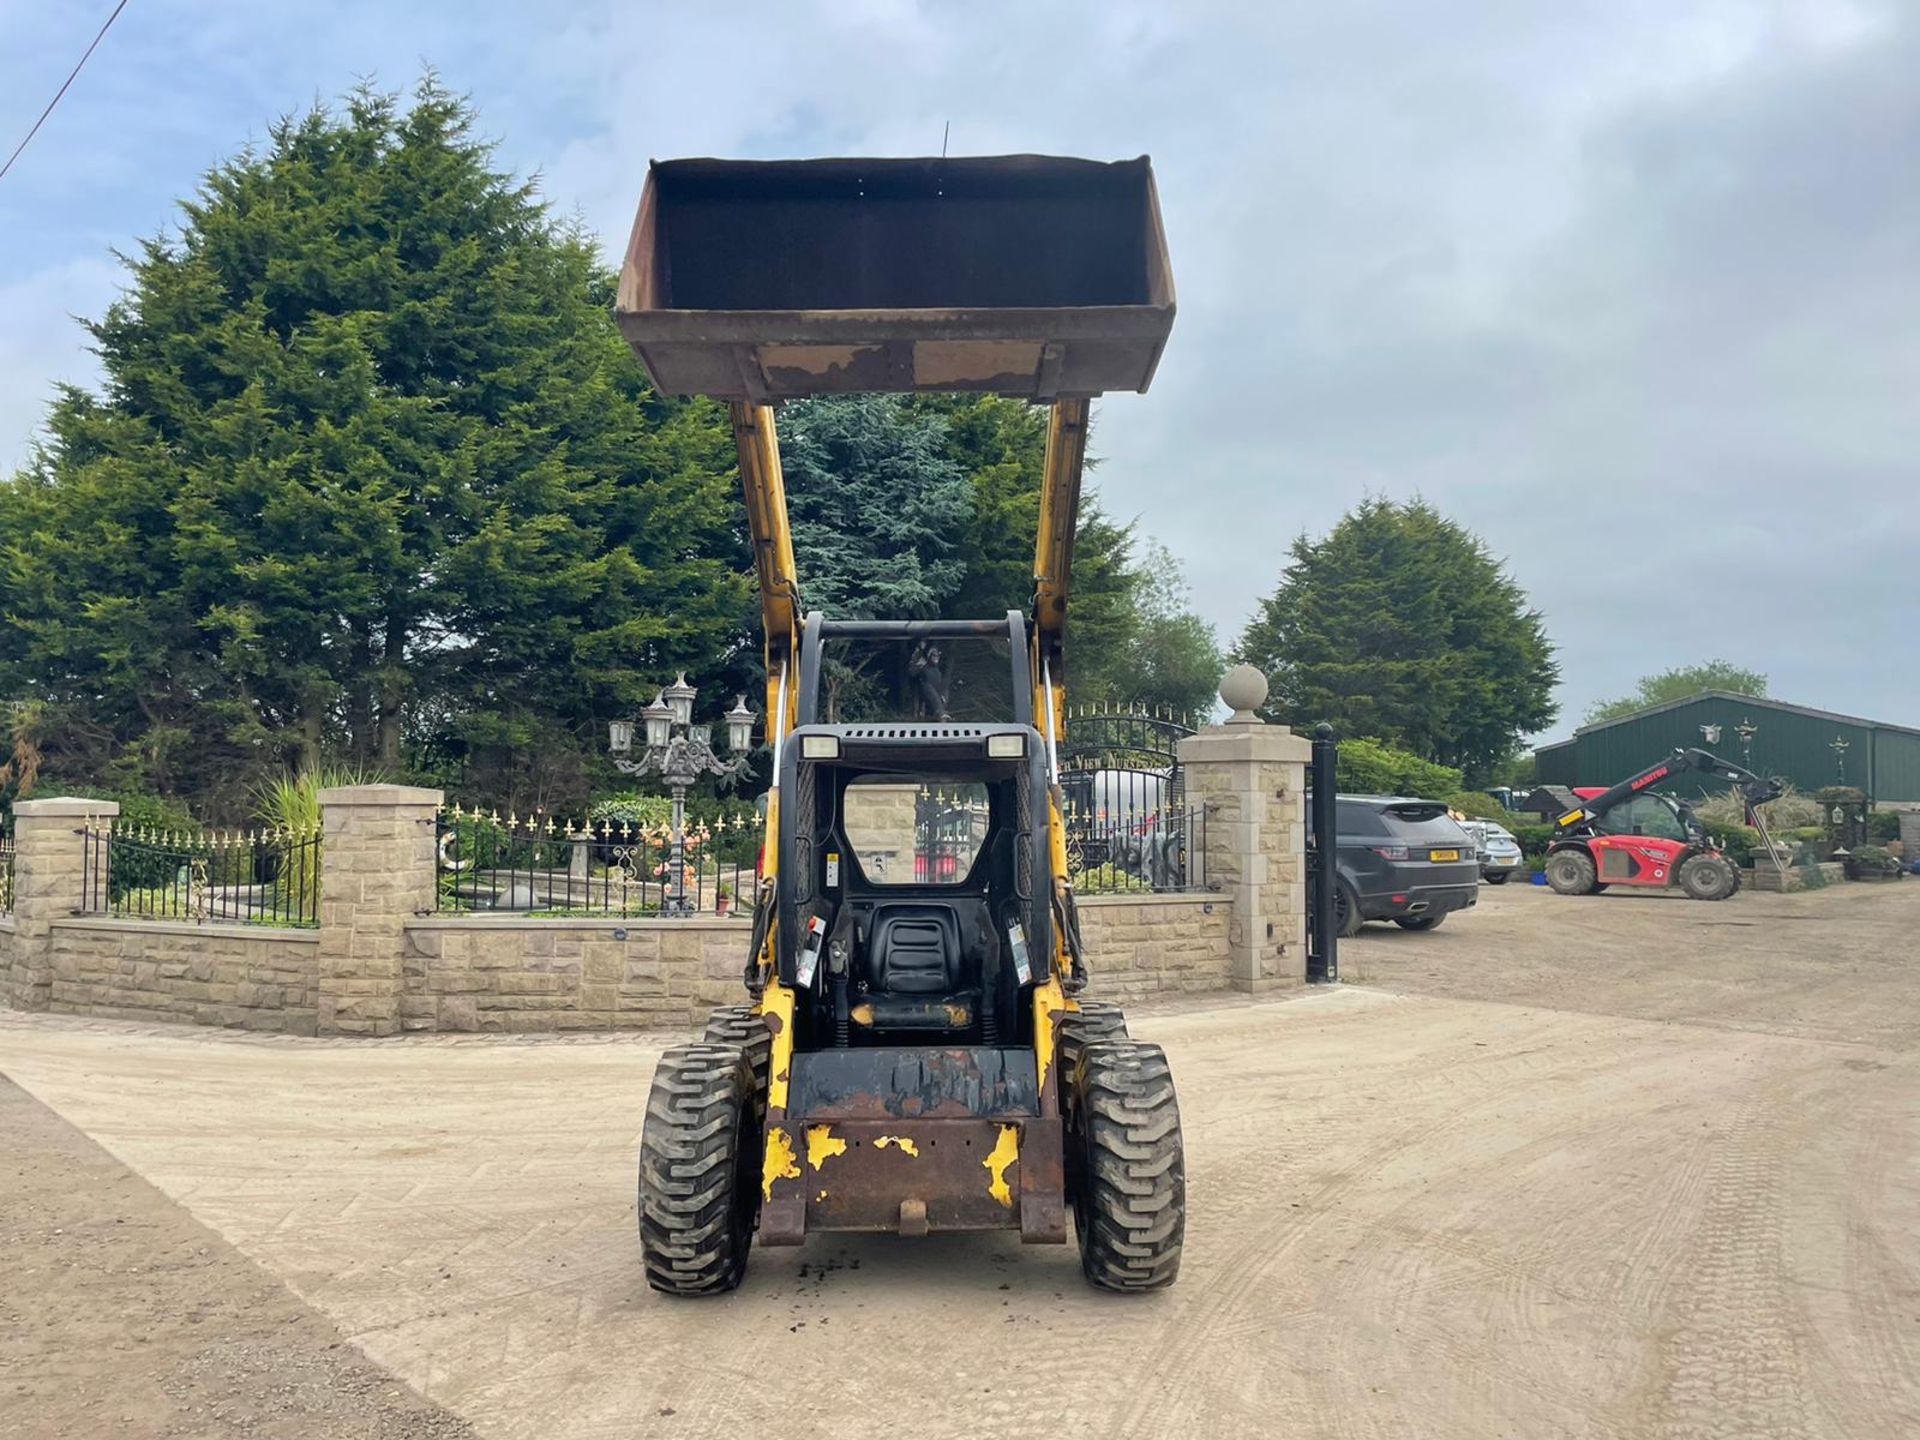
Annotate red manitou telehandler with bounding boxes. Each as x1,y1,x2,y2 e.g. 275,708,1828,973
1544,747,1784,901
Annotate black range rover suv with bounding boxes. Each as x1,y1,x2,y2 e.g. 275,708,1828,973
1326,796,1480,936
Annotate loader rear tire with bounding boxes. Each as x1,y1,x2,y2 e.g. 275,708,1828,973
702,1004,772,1113
1057,999,1130,1087
1678,853,1738,901
639,1043,757,1297
1545,849,1598,896
1073,1040,1184,1293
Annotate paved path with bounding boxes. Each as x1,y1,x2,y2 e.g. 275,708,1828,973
3,882,1917,1438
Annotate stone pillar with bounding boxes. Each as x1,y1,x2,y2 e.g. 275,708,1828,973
1177,668,1311,993
317,784,441,1037
6,797,116,1011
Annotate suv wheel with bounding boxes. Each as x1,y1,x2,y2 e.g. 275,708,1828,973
1333,880,1363,937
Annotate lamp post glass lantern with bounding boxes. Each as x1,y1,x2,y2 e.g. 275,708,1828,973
1736,718,1758,770
608,678,755,914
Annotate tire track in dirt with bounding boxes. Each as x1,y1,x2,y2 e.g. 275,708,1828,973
1640,1088,1813,1440
1116,1006,1594,1440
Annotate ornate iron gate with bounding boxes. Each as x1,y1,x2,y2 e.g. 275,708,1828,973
1056,706,1200,892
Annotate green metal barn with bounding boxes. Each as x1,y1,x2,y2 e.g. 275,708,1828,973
1535,691,1920,804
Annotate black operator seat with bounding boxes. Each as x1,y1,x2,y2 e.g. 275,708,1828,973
855,901,976,1031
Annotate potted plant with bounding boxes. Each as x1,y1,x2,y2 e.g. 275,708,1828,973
715,880,734,916
1845,845,1902,882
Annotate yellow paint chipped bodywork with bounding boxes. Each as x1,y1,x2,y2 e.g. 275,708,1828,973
805,1125,847,1171
983,1124,1020,1207
760,980,796,1112
762,1126,800,1202
873,1135,921,1158
1032,976,1067,1098
849,1003,875,1027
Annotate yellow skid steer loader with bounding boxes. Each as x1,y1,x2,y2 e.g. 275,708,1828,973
616,155,1184,1293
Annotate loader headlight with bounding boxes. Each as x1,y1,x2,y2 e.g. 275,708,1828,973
986,734,1027,759
800,735,841,760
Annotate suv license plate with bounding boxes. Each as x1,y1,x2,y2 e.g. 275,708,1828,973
1429,849,1460,862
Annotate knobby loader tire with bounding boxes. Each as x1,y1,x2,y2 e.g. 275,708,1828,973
1678,853,1738,902
1546,849,1598,896
1057,999,1130,1087
638,1043,757,1297
1073,1039,1185,1293
702,1004,772,1112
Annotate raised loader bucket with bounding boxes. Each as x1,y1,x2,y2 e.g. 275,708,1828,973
615,155,1174,401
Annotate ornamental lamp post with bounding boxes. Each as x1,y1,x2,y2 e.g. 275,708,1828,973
1735,717,1758,770
608,676,754,915
1831,734,1850,784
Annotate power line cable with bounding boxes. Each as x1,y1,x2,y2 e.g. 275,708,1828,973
0,0,134,184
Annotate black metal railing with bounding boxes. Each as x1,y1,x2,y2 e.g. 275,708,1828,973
437,806,760,917
1066,802,1206,895
79,822,322,927
0,831,14,916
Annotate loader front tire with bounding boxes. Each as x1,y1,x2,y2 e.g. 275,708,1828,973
702,1004,772,1113
1072,1040,1185,1293
639,1043,757,1297
1057,999,1130,1086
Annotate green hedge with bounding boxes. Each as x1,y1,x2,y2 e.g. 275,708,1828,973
1867,811,1902,844
1445,790,1515,823
1335,738,1463,801
1511,822,1555,862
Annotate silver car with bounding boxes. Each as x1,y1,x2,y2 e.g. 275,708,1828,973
1461,820,1525,884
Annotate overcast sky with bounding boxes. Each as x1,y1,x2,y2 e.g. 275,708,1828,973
3,0,1915,738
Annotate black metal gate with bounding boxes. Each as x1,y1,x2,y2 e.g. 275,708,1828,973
1305,723,1338,983
1056,706,1201,893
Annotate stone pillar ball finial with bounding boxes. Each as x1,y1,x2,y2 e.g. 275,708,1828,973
1219,664,1269,723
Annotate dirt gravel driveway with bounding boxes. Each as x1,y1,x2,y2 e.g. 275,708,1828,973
3,881,1916,1439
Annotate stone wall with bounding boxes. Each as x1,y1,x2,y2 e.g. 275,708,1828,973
1748,860,1848,893
1077,894,1234,1003
5,748,1299,1037
400,916,749,1033
44,919,319,1033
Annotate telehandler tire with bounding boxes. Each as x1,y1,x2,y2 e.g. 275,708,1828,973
1677,853,1738,901
1545,849,1598,896
1057,999,1129,1086
1072,1039,1185,1293
639,1043,758,1297
702,1004,772,1112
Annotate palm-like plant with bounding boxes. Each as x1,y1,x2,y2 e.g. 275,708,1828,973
253,765,389,918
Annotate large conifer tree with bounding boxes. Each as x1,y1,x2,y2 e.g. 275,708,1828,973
1235,498,1557,781
0,82,747,814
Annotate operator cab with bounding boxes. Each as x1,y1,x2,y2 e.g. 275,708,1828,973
1570,788,1702,844
774,610,1055,1056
